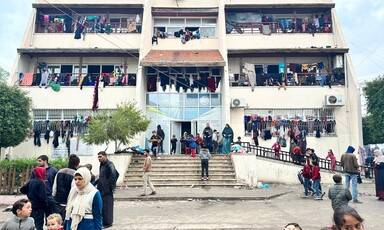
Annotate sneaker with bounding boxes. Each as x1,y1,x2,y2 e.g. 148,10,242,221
206,177,210,180
103,224,113,229
139,193,146,197
311,191,315,197
301,195,309,198
149,191,156,195
321,192,326,199
353,200,363,204
201,177,204,180
314,197,323,200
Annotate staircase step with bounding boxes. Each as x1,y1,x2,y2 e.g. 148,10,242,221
125,175,235,180
119,183,245,188
123,179,239,185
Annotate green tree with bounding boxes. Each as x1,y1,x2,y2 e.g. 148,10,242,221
0,66,10,83
363,75,384,144
0,83,32,150
362,115,375,145
82,102,151,152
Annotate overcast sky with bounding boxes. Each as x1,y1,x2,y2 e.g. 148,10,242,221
0,0,383,83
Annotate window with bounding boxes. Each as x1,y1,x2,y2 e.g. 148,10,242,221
154,17,217,38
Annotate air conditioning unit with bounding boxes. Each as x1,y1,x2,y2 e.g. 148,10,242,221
231,98,247,108
324,95,344,106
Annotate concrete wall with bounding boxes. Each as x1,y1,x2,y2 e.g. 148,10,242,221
232,153,335,186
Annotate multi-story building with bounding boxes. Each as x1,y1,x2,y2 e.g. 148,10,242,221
9,0,362,160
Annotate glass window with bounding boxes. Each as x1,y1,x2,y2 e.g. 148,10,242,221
185,94,198,106
170,18,185,25
202,18,217,25
186,18,201,26
199,94,210,107
158,94,170,107
185,107,199,120
169,94,184,107
211,94,221,106
154,18,169,26
47,66,60,74
168,107,183,120
200,27,215,37
146,94,158,106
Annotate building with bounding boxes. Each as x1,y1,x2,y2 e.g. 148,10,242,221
8,0,362,160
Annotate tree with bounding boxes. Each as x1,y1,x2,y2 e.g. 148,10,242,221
0,66,10,83
82,102,151,152
363,75,384,144
362,115,375,145
0,83,32,149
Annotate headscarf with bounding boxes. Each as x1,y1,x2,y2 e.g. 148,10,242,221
65,167,96,230
34,167,46,185
374,150,384,163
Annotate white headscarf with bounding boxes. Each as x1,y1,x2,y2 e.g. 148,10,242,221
65,167,96,230
374,149,384,163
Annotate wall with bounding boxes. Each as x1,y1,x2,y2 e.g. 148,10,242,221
232,154,335,185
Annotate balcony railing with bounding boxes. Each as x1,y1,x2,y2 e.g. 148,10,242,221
19,72,137,87
35,22,142,34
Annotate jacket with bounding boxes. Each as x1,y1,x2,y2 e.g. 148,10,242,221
0,216,35,230
311,166,321,180
301,164,311,179
340,153,359,174
30,165,57,196
20,178,48,209
96,159,118,195
199,148,211,160
328,183,352,210
52,167,76,204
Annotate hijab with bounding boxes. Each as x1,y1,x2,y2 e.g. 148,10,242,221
33,167,46,185
374,150,384,163
65,167,96,230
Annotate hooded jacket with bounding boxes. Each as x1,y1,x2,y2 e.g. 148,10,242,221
21,167,48,210
328,183,352,210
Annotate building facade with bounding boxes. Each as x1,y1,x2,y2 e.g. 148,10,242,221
8,0,363,160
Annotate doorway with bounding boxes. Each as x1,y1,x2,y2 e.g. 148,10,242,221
171,121,197,154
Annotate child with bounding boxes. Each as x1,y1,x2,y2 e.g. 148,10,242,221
325,149,336,172
47,213,64,230
271,140,281,158
328,174,352,210
235,136,242,145
311,161,326,200
300,158,315,198
170,135,178,155
185,134,197,157
84,163,96,184
0,199,35,230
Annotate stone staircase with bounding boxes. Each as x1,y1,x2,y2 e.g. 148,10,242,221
122,154,246,187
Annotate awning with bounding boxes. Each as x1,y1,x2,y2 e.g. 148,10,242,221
140,50,226,67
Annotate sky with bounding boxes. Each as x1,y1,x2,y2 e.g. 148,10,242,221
1,0,384,84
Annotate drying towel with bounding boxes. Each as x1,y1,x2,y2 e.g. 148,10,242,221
20,73,34,86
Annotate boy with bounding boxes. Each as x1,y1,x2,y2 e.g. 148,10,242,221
311,161,326,200
0,199,35,230
185,134,197,157
170,135,178,154
328,174,352,210
300,158,315,198
47,213,64,230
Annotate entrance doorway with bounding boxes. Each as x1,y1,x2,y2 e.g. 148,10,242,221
170,121,198,153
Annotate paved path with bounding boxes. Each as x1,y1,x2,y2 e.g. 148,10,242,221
1,182,382,229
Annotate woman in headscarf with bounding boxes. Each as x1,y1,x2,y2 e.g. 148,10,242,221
373,149,384,201
222,124,234,155
64,167,102,229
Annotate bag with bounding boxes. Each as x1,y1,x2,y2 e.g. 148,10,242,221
297,171,304,184
357,173,362,184
115,169,120,182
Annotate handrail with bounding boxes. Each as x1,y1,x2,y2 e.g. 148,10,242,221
229,21,333,34
238,142,374,179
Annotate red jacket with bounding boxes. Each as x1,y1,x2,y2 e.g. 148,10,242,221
301,164,311,179
311,166,321,180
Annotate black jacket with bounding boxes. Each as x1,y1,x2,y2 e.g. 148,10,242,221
20,179,47,210
53,167,76,204
96,160,118,196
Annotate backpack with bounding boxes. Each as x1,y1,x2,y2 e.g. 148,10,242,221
281,137,287,147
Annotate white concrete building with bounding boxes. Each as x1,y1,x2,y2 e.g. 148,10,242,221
8,0,362,160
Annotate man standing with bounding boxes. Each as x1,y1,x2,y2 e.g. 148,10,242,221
202,123,213,152
140,149,156,196
212,129,218,154
156,125,165,154
96,151,118,228
52,154,80,220
340,145,362,203
149,131,162,158
30,155,57,220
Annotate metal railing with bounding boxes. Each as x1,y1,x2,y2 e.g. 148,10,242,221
239,142,374,180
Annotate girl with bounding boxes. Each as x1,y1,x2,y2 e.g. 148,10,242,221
325,149,337,172
333,205,364,230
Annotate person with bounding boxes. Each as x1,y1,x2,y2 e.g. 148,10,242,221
149,131,162,158
52,154,80,220
64,167,103,230
195,133,204,155
235,136,242,145
21,167,48,230
216,131,223,154
170,135,178,154
200,145,211,180
292,145,302,164
0,199,35,230
252,129,259,147
284,222,302,230
84,164,96,184
202,123,214,152
185,134,197,157
156,124,165,154
222,124,234,154
300,158,314,198
180,132,188,154
212,129,218,153
140,149,156,196
47,213,64,230
312,161,326,200
95,151,118,228
332,205,364,230
30,155,57,220
373,149,384,200
328,174,352,210
340,146,362,203
326,149,337,172
272,140,281,158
